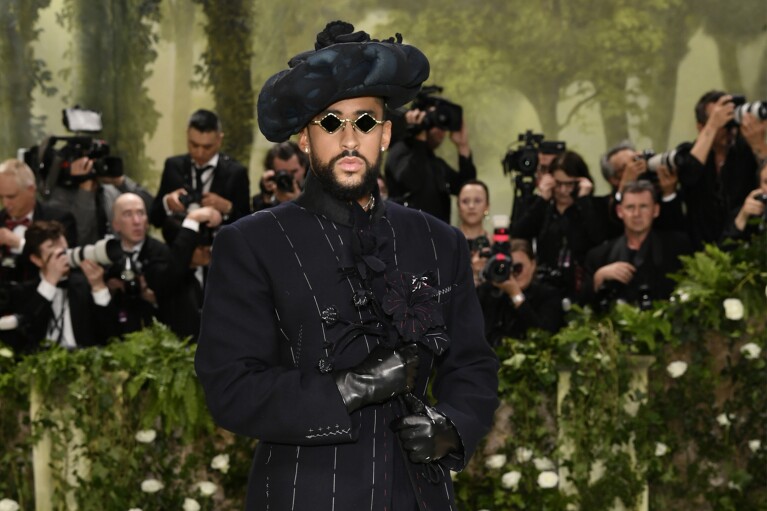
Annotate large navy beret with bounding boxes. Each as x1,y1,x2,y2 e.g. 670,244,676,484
257,21,430,143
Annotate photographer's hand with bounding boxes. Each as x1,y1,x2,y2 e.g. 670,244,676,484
80,259,106,292
691,95,734,164
42,249,69,286
71,157,96,191
492,275,524,306
734,188,766,231
576,177,593,198
261,170,277,195
274,179,301,203
165,188,188,214
594,262,635,290
656,164,678,198
201,192,232,216
405,109,428,141
186,206,223,228
537,173,555,201
449,120,471,157
0,228,22,249
739,113,767,162
618,158,645,192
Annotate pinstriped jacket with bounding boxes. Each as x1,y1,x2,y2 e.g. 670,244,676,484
195,173,499,510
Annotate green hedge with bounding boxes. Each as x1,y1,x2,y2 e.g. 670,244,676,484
0,236,765,510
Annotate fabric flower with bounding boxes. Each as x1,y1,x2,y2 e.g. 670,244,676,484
654,442,668,456
716,413,732,427
382,271,447,351
666,361,688,378
748,440,761,453
740,343,762,360
723,298,744,320
484,454,507,469
140,479,163,493
182,498,201,511
0,347,13,359
211,453,230,474
0,499,20,511
197,481,217,497
533,457,555,471
537,471,559,488
515,446,533,463
135,429,156,444
501,470,522,490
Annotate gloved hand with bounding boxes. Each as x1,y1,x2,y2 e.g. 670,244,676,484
391,404,461,464
333,343,419,413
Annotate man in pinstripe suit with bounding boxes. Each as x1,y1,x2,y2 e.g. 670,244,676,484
196,21,498,510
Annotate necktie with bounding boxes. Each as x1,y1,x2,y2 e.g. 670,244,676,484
5,217,31,230
194,165,214,192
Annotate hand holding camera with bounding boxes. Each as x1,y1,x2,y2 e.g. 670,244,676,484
166,188,190,214
734,188,767,231
575,176,593,198
704,95,735,132
41,248,69,286
537,173,556,200
79,259,106,293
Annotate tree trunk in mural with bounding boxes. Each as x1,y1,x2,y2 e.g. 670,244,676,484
0,0,53,159
65,0,160,183
194,0,254,167
167,0,196,155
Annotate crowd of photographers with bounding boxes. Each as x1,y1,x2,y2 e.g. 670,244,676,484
0,88,764,354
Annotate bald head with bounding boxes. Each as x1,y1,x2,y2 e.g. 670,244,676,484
0,159,38,219
112,193,148,248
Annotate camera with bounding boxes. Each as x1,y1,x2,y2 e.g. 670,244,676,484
66,238,123,269
644,142,695,173
23,107,124,194
755,193,767,204
467,234,491,254
411,85,463,132
271,171,295,193
503,131,566,178
481,222,513,284
197,223,215,246
729,95,767,124
119,256,141,298
179,186,203,211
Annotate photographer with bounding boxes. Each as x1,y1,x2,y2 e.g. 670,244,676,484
15,220,115,352
384,88,476,223
598,141,685,237
477,239,564,345
722,160,767,241
105,193,171,336
150,109,250,229
160,205,222,340
457,180,492,286
673,91,767,248
0,159,78,283
582,180,692,311
252,141,308,211
511,150,606,300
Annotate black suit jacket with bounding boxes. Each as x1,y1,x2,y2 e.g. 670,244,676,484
160,225,206,341
149,153,250,228
15,271,116,353
582,229,692,307
195,174,499,510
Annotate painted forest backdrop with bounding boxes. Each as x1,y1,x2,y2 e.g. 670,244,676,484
1,0,766,220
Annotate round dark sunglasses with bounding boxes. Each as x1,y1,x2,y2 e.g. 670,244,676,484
311,112,384,134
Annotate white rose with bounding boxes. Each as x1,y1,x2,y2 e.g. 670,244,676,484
135,429,156,444
211,453,230,474
140,479,164,493
501,470,522,490
182,498,201,511
537,470,559,489
0,499,20,511
740,343,762,360
197,481,217,497
723,298,744,321
654,442,668,456
677,290,690,303
484,454,507,470
0,347,13,359
716,413,732,427
503,353,526,369
515,446,533,463
533,457,555,471
748,440,761,453
666,361,688,379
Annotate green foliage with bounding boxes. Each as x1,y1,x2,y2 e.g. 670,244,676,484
192,0,255,166
454,235,766,510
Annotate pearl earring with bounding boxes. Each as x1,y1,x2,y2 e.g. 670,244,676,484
381,146,385,152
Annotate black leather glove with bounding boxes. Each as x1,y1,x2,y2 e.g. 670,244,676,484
391,403,461,464
333,343,419,413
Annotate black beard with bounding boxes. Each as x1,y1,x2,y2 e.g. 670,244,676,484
310,149,380,203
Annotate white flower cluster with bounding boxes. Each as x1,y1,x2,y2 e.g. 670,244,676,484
490,447,560,492
0,498,20,511
722,298,744,320
211,453,230,473
135,429,157,444
0,347,13,359
197,481,217,497
666,361,688,379
654,442,668,457
183,498,201,511
140,479,164,493
740,342,762,360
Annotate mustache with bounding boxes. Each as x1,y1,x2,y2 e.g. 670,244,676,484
329,150,370,167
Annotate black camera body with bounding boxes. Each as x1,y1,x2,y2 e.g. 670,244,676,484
198,223,215,246
481,227,513,284
411,85,463,132
467,234,491,254
755,193,767,205
271,171,295,193
503,131,566,178
179,186,203,211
